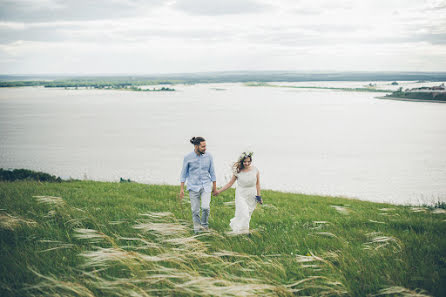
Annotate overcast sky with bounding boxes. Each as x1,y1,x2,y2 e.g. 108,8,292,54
0,0,445,74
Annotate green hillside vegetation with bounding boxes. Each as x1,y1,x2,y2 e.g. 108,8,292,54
1,179,445,296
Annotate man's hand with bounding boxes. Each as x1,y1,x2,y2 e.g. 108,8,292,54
213,189,218,197
179,189,184,200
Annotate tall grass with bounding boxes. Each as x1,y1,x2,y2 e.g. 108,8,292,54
1,181,445,296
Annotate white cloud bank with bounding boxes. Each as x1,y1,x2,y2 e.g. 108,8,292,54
0,0,445,74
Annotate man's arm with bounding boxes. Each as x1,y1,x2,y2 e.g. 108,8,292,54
180,182,185,200
179,157,189,200
209,155,217,195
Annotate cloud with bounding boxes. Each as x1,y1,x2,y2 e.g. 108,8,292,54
0,0,165,22
425,0,446,10
0,19,237,44
405,33,446,45
0,23,75,43
0,0,445,73
173,0,270,16
2,38,445,74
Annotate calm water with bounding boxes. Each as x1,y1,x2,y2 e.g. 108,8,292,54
1,83,445,205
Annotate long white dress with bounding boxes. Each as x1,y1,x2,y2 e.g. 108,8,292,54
229,166,258,234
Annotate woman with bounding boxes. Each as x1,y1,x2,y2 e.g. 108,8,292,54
216,152,262,234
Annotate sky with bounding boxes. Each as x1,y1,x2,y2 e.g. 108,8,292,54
0,0,445,74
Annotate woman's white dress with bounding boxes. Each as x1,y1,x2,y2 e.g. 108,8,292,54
229,167,258,233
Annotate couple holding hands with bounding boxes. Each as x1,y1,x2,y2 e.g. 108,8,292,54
179,136,262,234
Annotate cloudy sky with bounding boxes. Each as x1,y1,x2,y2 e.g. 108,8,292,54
0,0,445,74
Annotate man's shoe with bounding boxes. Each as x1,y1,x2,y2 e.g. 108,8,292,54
193,223,202,234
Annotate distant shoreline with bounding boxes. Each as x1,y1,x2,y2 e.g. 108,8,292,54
376,96,446,103
246,82,392,93
2,71,446,84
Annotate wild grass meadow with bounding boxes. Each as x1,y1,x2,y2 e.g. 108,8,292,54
1,180,445,296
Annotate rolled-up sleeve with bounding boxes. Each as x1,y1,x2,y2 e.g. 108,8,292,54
209,155,216,182
180,156,189,182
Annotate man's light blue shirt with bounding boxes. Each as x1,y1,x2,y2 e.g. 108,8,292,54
180,151,216,192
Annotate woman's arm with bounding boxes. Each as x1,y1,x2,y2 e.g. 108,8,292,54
256,170,261,196
216,175,237,195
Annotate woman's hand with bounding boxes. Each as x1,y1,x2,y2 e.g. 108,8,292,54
256,195,263,205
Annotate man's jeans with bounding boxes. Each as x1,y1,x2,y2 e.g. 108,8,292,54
189,188,211,232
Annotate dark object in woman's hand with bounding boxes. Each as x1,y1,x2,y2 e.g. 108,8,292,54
256,195,263,204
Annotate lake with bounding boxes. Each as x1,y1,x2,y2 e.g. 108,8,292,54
1,82,445,205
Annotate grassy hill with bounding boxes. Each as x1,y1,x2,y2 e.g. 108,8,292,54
1,181,445,296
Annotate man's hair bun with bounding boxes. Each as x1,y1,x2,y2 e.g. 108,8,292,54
190,136,205,145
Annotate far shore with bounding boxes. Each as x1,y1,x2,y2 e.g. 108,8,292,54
376,96,446,103
245,82,393,93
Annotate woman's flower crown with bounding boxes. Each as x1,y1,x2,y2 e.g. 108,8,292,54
238,151,254,162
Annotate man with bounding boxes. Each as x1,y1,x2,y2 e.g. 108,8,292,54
180,136,217,233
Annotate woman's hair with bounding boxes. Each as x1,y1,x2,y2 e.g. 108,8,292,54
190,136,205,146
233,152,253,174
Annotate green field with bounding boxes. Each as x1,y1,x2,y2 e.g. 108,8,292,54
1,181,445,296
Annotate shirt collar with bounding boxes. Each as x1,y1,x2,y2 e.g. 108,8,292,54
193,151,206,157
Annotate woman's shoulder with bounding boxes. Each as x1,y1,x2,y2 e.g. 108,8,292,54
253,167,259,174
251,166,259,173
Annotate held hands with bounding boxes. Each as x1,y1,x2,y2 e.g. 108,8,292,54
213,189,220,196
179,189,184,201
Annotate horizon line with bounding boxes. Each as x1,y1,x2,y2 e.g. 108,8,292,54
2,70,446,77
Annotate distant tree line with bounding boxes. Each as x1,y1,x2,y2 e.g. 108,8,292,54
0,80,177,89
245,82,392,92
127,86,175,92
0,81,43,87
387,88,446,101
0,168,62,182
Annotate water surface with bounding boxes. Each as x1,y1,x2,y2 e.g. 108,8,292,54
1,83,445,205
